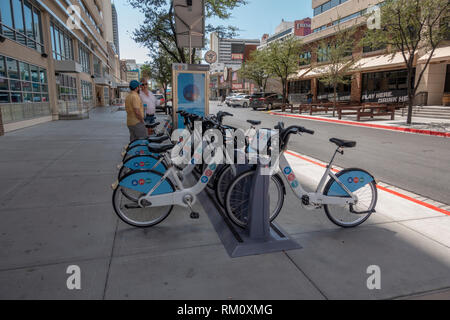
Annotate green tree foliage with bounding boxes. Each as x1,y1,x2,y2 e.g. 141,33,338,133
140,64,152,81
238,49,272,92
262,36,304,104
315,24,358,116
361,0,450,124
149,50,175,107
129,0,246,64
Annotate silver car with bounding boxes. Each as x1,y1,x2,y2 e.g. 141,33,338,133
230,95,251,108
225,93,244,106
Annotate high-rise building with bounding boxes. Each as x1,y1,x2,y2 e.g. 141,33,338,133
0,0,126,135
111,3,120,57
258,18,311,49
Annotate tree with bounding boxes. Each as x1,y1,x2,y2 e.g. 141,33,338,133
262,36,304,105
362,0,450,124
238,50,271,92
140,64,152,80
149,49,175,111
315,24,359,116
129,0,246,64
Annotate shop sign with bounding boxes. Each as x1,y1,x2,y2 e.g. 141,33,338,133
362,90,409,103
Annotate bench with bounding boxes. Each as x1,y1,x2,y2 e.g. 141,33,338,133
337,104,396,121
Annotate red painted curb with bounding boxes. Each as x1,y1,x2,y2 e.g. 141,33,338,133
270,112,450,138
286,150,450,217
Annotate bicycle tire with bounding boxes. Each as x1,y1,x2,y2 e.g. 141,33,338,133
323,168,377,228
224,170,285,228
112,170,175,228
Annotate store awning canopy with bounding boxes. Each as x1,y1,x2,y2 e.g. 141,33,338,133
288,68,310,80
354,52,409,72
418,46,450,64
303,62,349,79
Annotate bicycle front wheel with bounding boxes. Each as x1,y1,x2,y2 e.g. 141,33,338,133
323,168,377,228
112,187,173,228
225,170,285,228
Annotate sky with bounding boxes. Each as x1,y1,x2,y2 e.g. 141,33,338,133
115,0,313,64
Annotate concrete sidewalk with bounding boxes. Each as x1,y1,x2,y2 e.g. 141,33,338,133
0,107,449,300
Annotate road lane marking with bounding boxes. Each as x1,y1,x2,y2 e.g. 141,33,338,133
286,150,450,217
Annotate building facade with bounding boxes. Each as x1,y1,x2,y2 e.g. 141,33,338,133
209,32,260,98
0,0,125,135
288,0,450,107
259,18,311,49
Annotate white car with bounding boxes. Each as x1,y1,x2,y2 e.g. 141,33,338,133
225,93,244,106
230,95,251,108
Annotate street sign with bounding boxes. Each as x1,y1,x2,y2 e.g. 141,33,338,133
204,50,217,64
174,0,205,49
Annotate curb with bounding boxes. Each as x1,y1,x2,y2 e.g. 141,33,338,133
269,112,450,138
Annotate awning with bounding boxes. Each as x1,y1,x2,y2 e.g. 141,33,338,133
288,68,310,80
302,62,349,79
418,46,450,64
353,52,409,72
54,60,82,73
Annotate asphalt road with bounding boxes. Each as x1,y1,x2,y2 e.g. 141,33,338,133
210,101,450,205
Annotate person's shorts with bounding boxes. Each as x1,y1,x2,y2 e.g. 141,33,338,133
128,122,148,142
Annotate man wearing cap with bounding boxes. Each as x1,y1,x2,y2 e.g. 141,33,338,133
125,80,148,142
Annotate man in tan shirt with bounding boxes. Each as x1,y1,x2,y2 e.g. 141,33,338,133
125,80,148,142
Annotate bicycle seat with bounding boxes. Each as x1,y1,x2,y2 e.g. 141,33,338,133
330,138,357,148
146,122,160,129
148,135,169,143
148,143,175,153
247,120,261,126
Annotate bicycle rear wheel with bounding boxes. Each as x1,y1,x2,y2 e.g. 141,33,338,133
224,170,285,228
323,168,377,228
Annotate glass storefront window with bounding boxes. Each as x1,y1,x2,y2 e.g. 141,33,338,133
19,61,30,81
0,56,6,77
30,65,38,82
0,55,49,104
6,58,19,79
0,78,8,90
57,74,78,101
10,80,21,91
11,92,22,103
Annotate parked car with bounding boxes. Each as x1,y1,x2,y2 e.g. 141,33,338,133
250,93,284,111
225,93,245,106
154,94,167,113
230,95,251,108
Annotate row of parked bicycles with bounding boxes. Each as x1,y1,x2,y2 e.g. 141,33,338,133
112,111,378,229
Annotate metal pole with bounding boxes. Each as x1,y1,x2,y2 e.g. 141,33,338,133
189,29,192,64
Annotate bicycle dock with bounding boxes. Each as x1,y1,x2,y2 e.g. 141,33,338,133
195,163,302,258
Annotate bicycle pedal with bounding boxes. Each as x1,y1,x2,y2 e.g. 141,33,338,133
190,212,200,219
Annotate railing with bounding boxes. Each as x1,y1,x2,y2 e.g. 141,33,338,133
58,100,93,119
0,102,51,124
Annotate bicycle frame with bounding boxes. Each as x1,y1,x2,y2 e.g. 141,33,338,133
278,152,357,206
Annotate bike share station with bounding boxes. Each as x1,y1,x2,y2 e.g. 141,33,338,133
172,0,301,258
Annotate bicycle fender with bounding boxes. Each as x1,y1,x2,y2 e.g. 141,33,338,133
128,140,149,149
126,146,157,157
123,156,166,173
327,169,374,197
119,170,174,195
